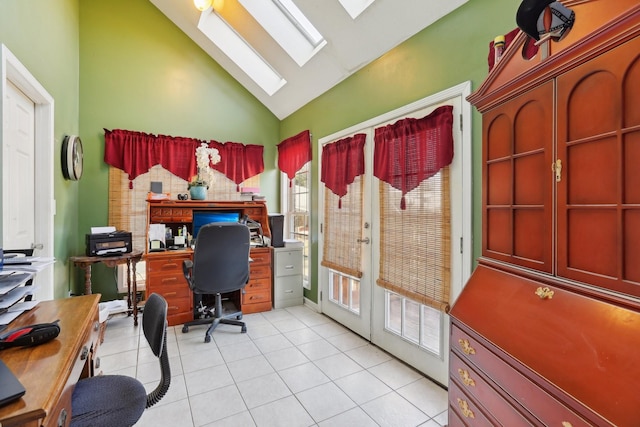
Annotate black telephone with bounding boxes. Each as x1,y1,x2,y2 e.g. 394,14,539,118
0,321,60,350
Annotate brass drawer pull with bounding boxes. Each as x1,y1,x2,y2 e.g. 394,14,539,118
162,277,178,283
458,338,476,355
535,286,554,299
456,398,475,419
562,423,573,427
457,368,476,387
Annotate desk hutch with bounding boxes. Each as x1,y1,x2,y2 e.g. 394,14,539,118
144,200,272,326
449,2,640,425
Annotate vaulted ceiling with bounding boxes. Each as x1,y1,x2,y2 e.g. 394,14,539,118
149,0,469,119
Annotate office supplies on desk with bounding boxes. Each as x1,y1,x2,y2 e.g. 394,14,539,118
0,359,25,407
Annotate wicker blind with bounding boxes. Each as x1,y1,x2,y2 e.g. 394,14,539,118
108,165,257,251
377,167,451,312
321,175,364,278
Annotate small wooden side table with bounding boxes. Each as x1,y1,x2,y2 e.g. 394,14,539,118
69,250,144,325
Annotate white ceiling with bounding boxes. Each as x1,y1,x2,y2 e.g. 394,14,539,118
149,0,468,119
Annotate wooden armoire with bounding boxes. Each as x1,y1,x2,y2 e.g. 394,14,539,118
449,1,640,426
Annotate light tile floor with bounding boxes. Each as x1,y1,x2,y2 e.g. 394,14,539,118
99,304,449,427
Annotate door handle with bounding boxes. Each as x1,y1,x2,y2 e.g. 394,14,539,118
31,243,44,250
357,237,370,244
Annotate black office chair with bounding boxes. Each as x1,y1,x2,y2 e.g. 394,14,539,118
182,222,251,343
70,293,171,427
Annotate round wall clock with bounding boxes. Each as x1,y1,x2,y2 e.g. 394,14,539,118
62,134,83,181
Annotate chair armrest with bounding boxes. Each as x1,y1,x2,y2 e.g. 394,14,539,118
182,260,194,288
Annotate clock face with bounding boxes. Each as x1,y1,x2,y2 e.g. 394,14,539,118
62,135,83,180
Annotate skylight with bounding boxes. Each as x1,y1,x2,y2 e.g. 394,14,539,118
338,0,375,19
238,0,327,67
197,9,286,96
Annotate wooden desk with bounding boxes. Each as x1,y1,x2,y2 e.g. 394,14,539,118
69,250,143,325
0,295,101,427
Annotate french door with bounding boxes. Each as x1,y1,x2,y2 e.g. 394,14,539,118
319,82,472,385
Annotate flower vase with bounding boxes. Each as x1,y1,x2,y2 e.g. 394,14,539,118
189,185,207,200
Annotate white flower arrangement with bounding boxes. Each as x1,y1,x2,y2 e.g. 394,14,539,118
189,142,221,189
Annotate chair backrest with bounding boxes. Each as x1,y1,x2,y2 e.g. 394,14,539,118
142,293,170,408
191,222,251,295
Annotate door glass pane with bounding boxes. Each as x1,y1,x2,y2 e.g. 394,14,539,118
329,270,361,314
341,275,350,307
421,305,442,355
387,292,402,333
405,299,420,343
385,290,442,356
330,272,340,302
350,280,360,311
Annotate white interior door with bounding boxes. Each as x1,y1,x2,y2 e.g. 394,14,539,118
3,81,36,249
2,45,55,300
319,83,472,385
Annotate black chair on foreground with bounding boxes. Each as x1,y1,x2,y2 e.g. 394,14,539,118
182,222,251,343
70,293,171,427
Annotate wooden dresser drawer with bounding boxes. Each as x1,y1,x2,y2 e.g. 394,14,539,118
147,256,189,273
147,271,189,289
451,324,590,427
448,381,495,426
450,353,533,426
250,265,271,280
245,277,271,293
249,248,271,266
149,207,192,222
242,288,271,306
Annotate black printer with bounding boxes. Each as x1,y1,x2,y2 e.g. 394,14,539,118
86,230,132,256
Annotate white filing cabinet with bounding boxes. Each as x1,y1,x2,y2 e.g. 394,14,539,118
272,247,303,308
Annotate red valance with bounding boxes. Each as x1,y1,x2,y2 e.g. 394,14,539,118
104,129,199,186
277,130,312,186
373,105,454,210
321,133,366,208
104,129,264,190
213,141,264,191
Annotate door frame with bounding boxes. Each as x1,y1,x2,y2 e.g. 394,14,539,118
1,44,55,300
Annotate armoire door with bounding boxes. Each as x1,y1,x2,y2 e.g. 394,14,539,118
482,81,554,273
556,36,640,297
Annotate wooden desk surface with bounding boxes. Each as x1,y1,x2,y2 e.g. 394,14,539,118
0,294,100,427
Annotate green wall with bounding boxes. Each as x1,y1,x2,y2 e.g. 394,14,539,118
280,0,518,302
1,0,519,302
0,0,81,299
78,0,280,299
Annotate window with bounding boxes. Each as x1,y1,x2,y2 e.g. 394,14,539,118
197,9,286,96
329,270,360,314
385,290,443,355
282,161,310,288
239,0,327,67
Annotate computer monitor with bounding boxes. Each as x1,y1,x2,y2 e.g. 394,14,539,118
192,211,241,239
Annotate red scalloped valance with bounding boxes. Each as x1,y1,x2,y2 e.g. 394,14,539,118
212,141,264,191
321,133,366,208
104,129,264,190
373,105,454,210
277,130,311,186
